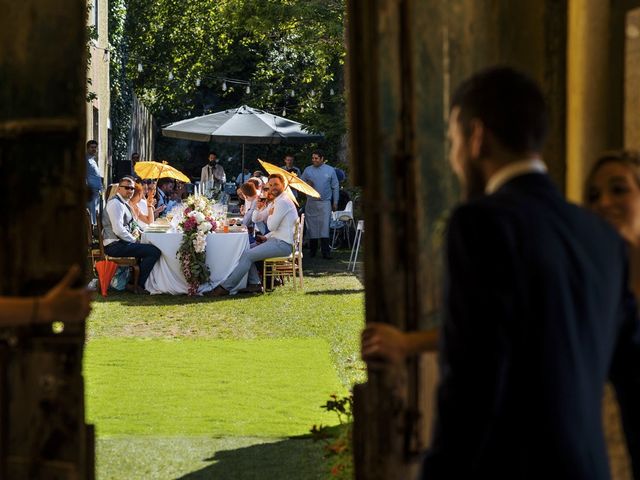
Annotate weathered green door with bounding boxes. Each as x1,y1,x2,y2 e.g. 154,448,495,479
0,1,94,478
346,1,567,478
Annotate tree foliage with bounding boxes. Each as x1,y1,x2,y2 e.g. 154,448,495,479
110,0,346,176
109,0,132,163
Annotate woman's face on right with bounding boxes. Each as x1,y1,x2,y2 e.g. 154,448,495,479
587,161,640,245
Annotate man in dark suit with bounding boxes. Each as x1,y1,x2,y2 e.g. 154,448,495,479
362,67,640,479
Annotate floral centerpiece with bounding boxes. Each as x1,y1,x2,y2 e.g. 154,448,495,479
176,195,216,295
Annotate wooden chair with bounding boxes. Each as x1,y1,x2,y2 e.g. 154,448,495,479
263,214,305,291
293,213,305,288
86,208,103,268
96,211,141,290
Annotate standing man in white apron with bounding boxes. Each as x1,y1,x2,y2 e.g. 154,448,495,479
301,150,339,259
200,151,226,195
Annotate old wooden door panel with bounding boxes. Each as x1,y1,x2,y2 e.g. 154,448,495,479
0,1,93,478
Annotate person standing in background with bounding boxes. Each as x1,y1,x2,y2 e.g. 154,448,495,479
283,153,301,177
236,168,251,185
200,151,226,193
86,139,103,224
301,150,339,259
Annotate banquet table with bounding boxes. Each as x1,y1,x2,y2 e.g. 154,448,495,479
142,231,250,295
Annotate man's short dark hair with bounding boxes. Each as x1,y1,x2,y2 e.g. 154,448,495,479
208,151,217,157
284,153,295,159
131,152,140,158
240,182,258,197
87,140,98,148
268,173,285,184
451,66,548,154
157,178,174,188
312,149,324,158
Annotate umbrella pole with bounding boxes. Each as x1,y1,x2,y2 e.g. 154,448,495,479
242,144,245,182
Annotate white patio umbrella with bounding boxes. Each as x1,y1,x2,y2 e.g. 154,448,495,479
162,105,324,175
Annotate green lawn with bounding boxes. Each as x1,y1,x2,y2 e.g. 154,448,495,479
86,338,346,437
86,252,365,479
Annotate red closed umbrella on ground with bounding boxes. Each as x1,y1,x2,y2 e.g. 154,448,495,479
95,259,118,297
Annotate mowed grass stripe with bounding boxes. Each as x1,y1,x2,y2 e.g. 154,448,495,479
85,338,346,437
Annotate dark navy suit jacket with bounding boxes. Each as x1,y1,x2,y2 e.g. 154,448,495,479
421,173,640,479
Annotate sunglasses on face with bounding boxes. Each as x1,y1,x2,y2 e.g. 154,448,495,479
120,185,135,191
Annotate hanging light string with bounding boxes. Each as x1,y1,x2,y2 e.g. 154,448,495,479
134,63,338,99
133,64,340,116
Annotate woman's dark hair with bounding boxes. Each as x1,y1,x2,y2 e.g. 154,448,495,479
584,150,640,204
157,178,174,189
451,66,548,155
312,149,324,158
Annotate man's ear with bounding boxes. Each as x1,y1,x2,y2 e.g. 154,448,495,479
468,119,486,159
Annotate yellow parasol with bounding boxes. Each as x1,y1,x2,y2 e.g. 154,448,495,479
134,161,191,183
258,159,320,199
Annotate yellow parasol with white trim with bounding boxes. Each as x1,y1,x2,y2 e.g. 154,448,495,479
258,159,319,206
134,160,191,183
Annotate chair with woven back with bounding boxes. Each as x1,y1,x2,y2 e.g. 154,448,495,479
262,214,305,291
96,209,141,289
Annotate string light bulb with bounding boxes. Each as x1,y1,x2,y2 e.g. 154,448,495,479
168,72,174,80
222,80,227,91
246,85,251,94
330,88,335,95
195,78,201,87
311,89,315,96
282,108,286,116
137,63,143,72
290,89,295,97
320,102,324,109
269,88,273,96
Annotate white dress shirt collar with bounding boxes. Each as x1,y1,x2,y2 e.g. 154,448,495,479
485,158,547,195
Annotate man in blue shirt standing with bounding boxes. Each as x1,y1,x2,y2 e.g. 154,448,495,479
235,168,251,185
86,140,103,224
301,150,339,259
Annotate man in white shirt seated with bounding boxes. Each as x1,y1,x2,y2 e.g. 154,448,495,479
102,177,161,294
211,173,297,296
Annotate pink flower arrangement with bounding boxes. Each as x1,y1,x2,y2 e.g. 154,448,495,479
176,195,217,295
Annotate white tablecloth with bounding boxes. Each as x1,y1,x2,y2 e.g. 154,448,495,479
142,231,250,295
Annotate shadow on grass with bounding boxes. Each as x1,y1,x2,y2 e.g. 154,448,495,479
92,291,256,307
305,289,364,296
176,437,325,480
92,250,361,306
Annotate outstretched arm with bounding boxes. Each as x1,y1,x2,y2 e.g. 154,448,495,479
361,323,439,365
0,265,91,326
